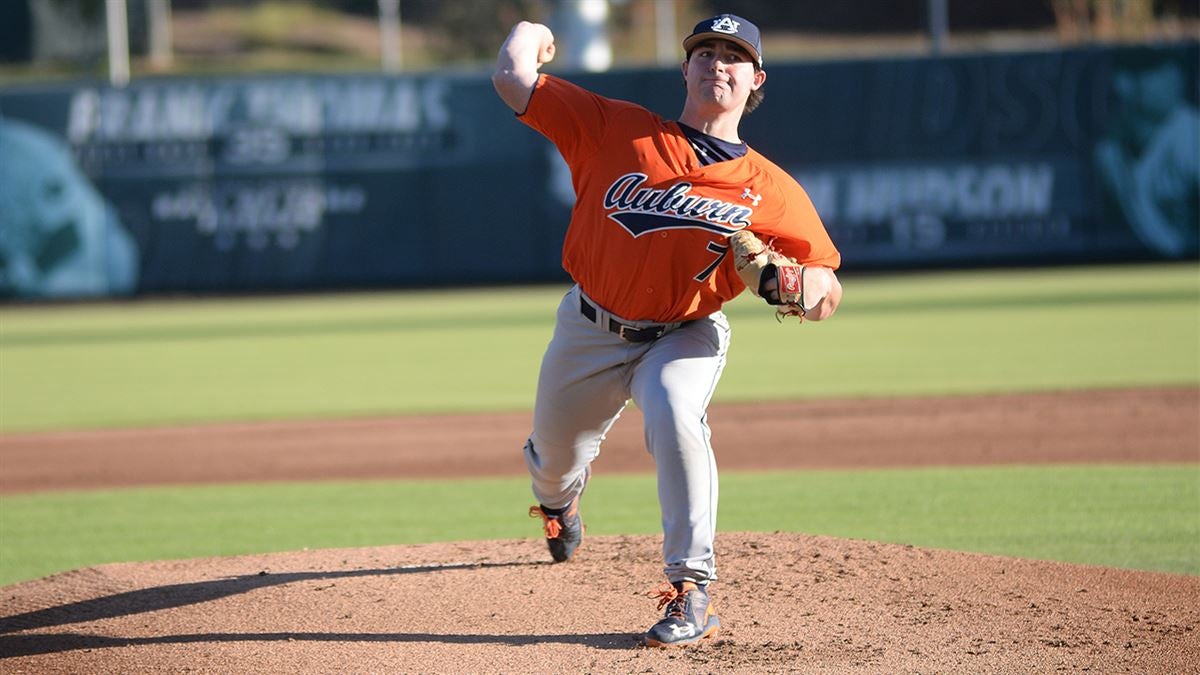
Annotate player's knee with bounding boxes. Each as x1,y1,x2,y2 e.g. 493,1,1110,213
525,435,586,475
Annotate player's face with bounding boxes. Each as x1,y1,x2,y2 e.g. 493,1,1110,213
682,40,765,112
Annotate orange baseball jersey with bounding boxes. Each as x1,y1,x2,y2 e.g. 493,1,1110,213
520,74,840,323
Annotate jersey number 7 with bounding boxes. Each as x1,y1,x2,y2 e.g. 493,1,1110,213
693,241,729,282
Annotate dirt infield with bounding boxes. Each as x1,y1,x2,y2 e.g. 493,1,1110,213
3,388,1196,493
1,387,1198,672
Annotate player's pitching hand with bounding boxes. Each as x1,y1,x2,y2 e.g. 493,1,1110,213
539,39,555,65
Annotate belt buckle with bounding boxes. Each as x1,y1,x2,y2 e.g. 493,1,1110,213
618,324,664,343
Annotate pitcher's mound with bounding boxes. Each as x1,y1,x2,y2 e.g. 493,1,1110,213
1,533,1197,673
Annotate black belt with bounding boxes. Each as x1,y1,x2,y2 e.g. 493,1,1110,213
580,296,670,343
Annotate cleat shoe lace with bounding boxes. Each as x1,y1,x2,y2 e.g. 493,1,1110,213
529,505,564,539
651,585,687,616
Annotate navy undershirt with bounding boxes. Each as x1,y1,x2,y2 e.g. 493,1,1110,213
676,122,748,166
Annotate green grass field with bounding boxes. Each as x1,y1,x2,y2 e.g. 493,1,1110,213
2,466,1196,585
1,263,1196,432
1,263,1197,585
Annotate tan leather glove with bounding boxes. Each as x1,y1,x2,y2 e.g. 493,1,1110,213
729,230,834,320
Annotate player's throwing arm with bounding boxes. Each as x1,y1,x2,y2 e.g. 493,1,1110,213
493,22,555,114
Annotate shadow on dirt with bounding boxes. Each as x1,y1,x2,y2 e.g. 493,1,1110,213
0,561,547,639
0,629,638,657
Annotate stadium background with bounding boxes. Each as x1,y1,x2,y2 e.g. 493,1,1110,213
0,2,1197,672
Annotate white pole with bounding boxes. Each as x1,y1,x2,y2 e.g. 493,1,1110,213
928,0,948,54
555,0,610,72
148,0,173,70
655,0,675,65
106,0,131,86
379,0,401,73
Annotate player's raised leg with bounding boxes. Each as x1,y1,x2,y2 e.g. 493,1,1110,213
525,287,632,561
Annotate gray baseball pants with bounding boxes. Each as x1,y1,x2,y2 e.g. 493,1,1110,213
523,284,731,584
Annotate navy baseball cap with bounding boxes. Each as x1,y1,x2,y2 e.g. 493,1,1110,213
683,14,763,67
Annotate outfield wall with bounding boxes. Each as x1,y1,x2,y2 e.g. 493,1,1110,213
0,42,1195,299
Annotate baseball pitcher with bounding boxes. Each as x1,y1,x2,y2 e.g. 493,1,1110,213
493,12,842,647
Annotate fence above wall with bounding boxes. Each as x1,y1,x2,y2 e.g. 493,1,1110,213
1,42,1196,299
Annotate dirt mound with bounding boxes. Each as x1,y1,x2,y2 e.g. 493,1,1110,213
2,388,1197,671
1,533,1197,673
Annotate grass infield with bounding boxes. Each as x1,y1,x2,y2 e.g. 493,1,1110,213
1,263,1196,433
1,465,1196,586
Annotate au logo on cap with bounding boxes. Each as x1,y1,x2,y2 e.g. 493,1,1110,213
683,13,763,66
711,16,740,34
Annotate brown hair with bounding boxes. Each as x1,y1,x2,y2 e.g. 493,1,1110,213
745,84,764,114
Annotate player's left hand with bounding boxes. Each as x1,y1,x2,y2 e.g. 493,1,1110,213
761,263,835,316
730,230,836,321
762,264,838,321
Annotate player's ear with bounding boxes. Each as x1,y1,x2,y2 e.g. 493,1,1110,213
751,68,766,90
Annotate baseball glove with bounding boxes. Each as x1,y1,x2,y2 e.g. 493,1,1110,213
729,230,834,321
